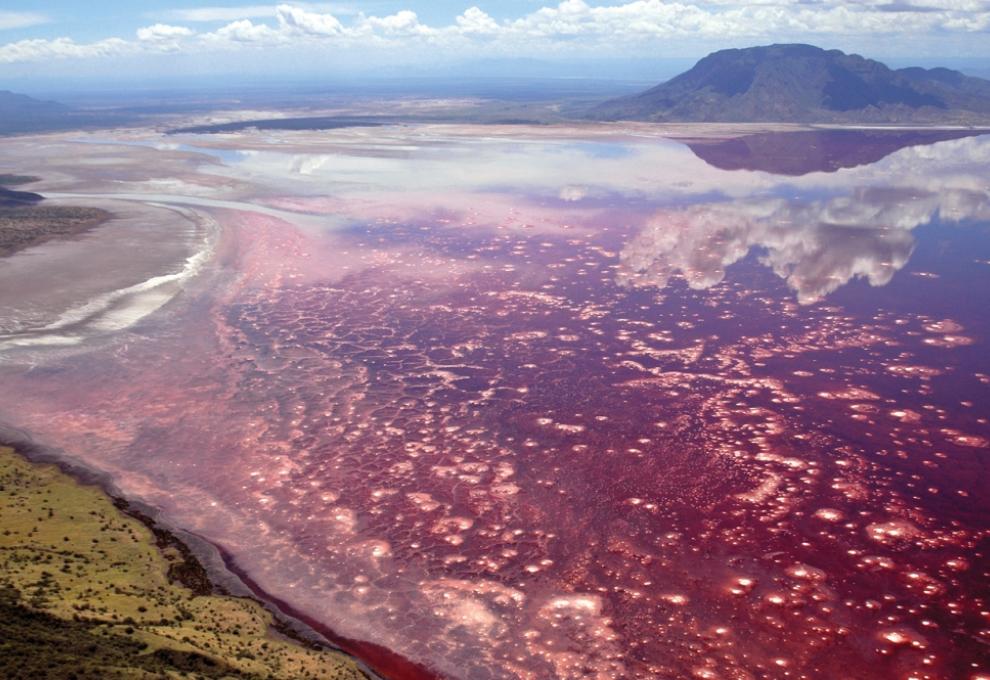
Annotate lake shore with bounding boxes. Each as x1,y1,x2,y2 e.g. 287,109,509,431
0,429,388,680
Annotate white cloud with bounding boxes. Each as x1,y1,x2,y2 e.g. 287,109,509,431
136,23,195,42
0,36,131,64
156,3,360,22
207,19,282,43
159,5,277,22
358,10,434,37
276,4,344,35
456,7,499,35
3,1,990,66
504,0,990,39
0,11,49,31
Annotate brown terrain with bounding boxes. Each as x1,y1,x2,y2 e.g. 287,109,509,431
0,175,111,256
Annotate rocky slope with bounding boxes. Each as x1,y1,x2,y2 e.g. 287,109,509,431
591,44,990,124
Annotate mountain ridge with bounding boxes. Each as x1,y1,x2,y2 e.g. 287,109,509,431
0,90,77,134
591,44,990,124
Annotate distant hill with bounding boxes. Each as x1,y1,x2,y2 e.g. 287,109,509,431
0,90,130,135
0,90,76,134
591,44,990,124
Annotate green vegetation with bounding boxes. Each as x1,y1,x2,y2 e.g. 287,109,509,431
0,446,367,680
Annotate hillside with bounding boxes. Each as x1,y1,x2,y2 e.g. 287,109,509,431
0,445,367,680
591,44,990,123
0,90,77,134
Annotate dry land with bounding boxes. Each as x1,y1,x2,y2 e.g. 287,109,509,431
0,445,367,680
0,205,112,256
0,172,113,256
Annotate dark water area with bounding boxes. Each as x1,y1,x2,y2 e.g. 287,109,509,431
169,117,388,134
686,128,986,175
0,127,988,679
0,184,43,207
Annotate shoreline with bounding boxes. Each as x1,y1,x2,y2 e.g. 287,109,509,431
0,424,405,680
216,546,441,680
0,176,434,677
0,200,217,354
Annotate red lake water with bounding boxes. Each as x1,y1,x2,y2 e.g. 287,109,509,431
0,127,988,679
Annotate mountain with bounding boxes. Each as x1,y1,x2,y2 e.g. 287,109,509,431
591,44,990,124
0,90,77,133
0,90,125,134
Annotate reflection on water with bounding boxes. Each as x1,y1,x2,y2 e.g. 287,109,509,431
620,188,942,304
685,129,980,176
174,144,248,163
1,128,989,680
618,131,989,304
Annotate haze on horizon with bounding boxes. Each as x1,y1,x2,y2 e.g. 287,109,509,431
2,0,990,91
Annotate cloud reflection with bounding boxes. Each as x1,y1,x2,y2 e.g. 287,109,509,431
618,184,987,304
178,126,990,306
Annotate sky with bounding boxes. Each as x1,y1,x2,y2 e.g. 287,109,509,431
1,1,990,87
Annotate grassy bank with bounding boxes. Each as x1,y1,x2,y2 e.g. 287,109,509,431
0,445,368,680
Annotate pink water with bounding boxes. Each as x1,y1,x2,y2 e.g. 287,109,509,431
1,129,988,680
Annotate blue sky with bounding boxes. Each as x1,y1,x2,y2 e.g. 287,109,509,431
2,1,989,85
